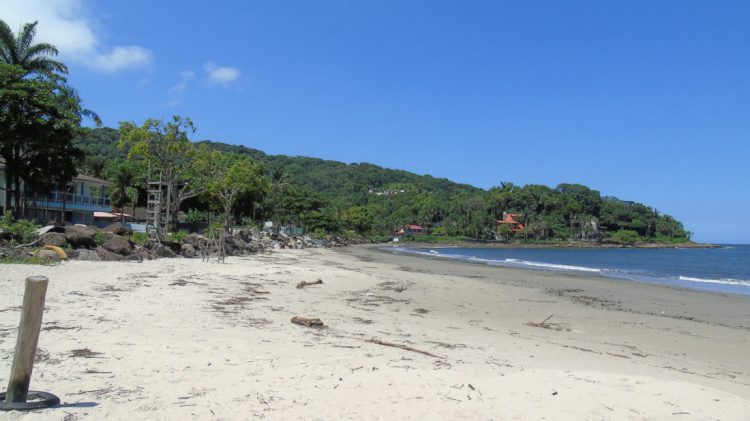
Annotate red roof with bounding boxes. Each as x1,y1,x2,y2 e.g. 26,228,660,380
407,225,423,230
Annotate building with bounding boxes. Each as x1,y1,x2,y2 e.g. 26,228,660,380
392,224,425,241
497,212,525,232
0,158,112,225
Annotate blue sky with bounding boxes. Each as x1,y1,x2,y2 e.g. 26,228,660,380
2,1,749,243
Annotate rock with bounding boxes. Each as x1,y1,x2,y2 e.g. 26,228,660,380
223,237,237,256
161,240,182,253
137,248,151,260
39,232,67,247
96,247,123,261
102,222,132,236
183,233,204,249
36,225,64,236
35,249,61,262
64,225,97,249
122,254,143,262
102,235,133,256
42,245,67,260
76,249,102,261
181,243,196,258
152,244,176,258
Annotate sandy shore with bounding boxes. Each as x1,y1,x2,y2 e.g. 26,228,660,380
1,246,749,420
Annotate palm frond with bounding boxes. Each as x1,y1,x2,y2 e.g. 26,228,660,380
25,42,61,59
26,57,68,76
0,19,18,64
18,21,39,57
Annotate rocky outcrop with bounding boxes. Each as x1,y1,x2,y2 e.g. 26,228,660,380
35,249,61,262
181,243,196,258
102,222,132,236
64,225,98,249
102,235,133,256
76,249,102,261
152,244,176,259
96,247,124,261
39,232,67,247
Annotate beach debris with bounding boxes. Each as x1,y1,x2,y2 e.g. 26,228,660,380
366,337,444,359
413,308,429,314
378,281,408,293
291,316,325,328
296,279,324,289
41,245,68,260
70,348,103,358
527,314,570,332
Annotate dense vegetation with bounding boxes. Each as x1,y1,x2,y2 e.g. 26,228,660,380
72,128,691,243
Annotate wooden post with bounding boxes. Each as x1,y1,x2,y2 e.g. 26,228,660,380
5,276,49,403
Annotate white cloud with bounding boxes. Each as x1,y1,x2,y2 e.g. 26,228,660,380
170,70,195,92
90,46,152,73
204,62,240,85
0,0,153,73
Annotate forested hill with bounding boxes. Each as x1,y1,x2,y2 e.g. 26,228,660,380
73,127,690,243
74,128,481,206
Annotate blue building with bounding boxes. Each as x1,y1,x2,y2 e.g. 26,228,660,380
0,158,111,225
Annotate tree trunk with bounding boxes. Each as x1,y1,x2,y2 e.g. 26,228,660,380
3,167,11,215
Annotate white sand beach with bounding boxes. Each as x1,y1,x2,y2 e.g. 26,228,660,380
1,246,749,420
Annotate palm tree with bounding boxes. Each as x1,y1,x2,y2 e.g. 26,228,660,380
0,19,67,77
110,166,137,223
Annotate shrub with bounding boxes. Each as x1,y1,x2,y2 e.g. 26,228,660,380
0,212,40,244
93,231,108,245
186,209,204,223
131,232,149,246
610,229,641,244
168,230,188,243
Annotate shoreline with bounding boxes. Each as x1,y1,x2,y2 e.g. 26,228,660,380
342,244,750,330
376,243,750,298
388,240,721,249
1,248,749,419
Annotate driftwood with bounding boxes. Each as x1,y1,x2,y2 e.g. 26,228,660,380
14,239,41,249
296,279,323,289
291,316,325,328
366,337,444,359
527,314,570,331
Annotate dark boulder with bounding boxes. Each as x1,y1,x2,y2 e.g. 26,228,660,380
181,243,196,258
102,235,133,256
152,244,176,258
102,222,132,236
96,247,124,261
40,232,67,247
64,226,98,249
76,249,102,261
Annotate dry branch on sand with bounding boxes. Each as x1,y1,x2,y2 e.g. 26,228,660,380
291,316,325,328
296,279,324,289
366,337,444,359
527,314,571,332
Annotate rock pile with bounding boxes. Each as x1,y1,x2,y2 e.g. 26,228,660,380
1,223,373,262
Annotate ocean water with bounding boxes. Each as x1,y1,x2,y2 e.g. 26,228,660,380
386,244,750,296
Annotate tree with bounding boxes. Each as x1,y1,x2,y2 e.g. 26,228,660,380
198,150,267,231
110,164,139,223
0,19,67,77
0,64,85,217
118,116,203,232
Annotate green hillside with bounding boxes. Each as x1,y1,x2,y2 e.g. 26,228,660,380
73,127,690,243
